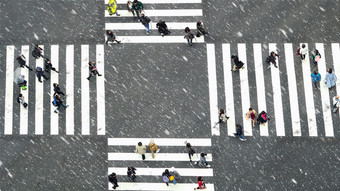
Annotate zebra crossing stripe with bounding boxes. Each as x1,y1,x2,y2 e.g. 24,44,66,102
96,45,106,135
105,9,203,17
253,43,269,136
108,183,215,191
284,43,301,136
316,43,334,137
222,44,236,136
108,167,213,176
4,46,14,135
105,22,197,30
35,45,44,135
110,36,205,43
331,43,340,118
66,45,74,135
20,45,29,135
108,153,213,161
81,45,90,135
108,138,211,146
107,0,202,4
301,43,318,136
50,45,59,135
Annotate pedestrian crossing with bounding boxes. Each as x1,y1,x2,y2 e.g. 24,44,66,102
107,137,214,190
104,0,205,43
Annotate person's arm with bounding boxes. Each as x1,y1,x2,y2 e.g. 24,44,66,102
140,2,144,10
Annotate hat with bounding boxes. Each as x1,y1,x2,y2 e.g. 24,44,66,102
150,139,154,144
170,167,175,172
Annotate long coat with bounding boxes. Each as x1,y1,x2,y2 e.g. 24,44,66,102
135,145,146,154
325,72,337,88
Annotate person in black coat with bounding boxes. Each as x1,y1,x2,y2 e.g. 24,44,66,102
32,45,44,59
53,83,65,96
35,67,48,82
108,172,119,189
16,55,33,71
140,13,151,35
156,19,171,37
257,111,270,125
44,58,59,73
266,51,280,68
231,55,245,71
234,124,246,141
127,167,137,181
87,61,102,80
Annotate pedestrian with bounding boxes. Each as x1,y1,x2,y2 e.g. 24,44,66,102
16,55,33,71
333,95,340,113
32,45,44,59
107,0,120,16
194,176,206,190
127,1,134,15
156,19,171,37
265,51,280,68
53,83,65,96
127,167,137,181
132,0,144,20
218,108,229,123
162,169,170,186
231,55,245,71
196,20,208,37
195,153,210,167
140,13,151,35
87,61,102,80
17,74,27,90
169,167,181,184
257,111,270,126
52,94,69,113
186,142,196,162
298,44,308,60
245,108,257,127
135,142,147,160
108,172,119,189
184,27,195,46
234,124,246,141
105,30,121,45
312,49,321,65
44,58,59,73
35,67,49,83
324,68,337,89
17,94,28,108
148,139,160,159
311,69,321,88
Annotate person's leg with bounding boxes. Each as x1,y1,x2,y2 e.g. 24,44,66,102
42,74,48,80
145,24,150,33
142,154,145,160
37,75,42,82
136,10,140,19
61,102,68,109
95,70,102,76
87,72,93,80
188,153,192,161
173,178,177,185
151,150,155,158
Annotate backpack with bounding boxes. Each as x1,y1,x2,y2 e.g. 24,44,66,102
265,56,270,63
52,99,58,107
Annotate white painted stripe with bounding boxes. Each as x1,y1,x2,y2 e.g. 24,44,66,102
50,45,59,135
108,35,204,43
301,43,318,136
108,167,213,176
66,45,74,135
4,46,14,135
108,138,211,146
107,0,202,4
35,45,44,135
222,44,236,136
331,43,340,118
105,22,197,30
81,45,90,135
284,43,301,136
207,44,219,136
108,183,214,191
253,43,268,136
316,43,334,137
105,9,203,17
269,43,285,136
108,153,212,161
20,45,29,135
238,43,252,136
96,45,106,135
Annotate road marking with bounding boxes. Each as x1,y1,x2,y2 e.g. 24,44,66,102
253,43,268,136
66,45,74,135
108,153,212,161
331,43,340,118
108,183,215,191
81,45,90,135
50,45,59,135
222,44,236,136
105,9,203,17
108,35,205,43
105,22,197,30
284,43,301,136
207,44,219,136
96,45,106,135
108,138,211,146
106,0,202,4
316,43,334,137
35,45,44,135
301,43,318,136
20,45,29,135
4,46,14,135
108,167,213,176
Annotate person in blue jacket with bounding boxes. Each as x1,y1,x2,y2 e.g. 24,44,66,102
324,68,337,89
311,69,321,88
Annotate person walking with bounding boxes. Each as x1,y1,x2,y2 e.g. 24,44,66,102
218,108,229,123
245,108,257,127
234,124,246,141
162,169,170,186
135,142,147,160
148,139,160,159
44,58,59,73
231,55,245,71
311,69,321,88
53,94,68,113
156,19,171,37
35,67,48,83
333,95,340,113
127,1,134,15
195,153,210,167
194,176,206,190
108,172,119,189
257,111,270,126
312,49,321,65
196,20,208,37
53,83,65,96
140,13,151,35
324,68,337,89
106,30,121,45
32,45,44,59
169,167,181,184
127,167,137,181
186,142,196,162
17,94,28,108
184,27,195,46
265,51,280,68
298,44,308,60
132,0,144,20
87,61,102,80
16,55,33,71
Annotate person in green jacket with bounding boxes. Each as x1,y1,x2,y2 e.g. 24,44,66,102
132,0,144,20
107,0,120,16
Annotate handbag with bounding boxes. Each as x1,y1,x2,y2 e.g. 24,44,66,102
296,48,301,56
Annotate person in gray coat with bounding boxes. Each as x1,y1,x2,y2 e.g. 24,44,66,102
324,68,337,89
135,142,147,160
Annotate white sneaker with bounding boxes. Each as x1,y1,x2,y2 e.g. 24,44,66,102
156,149,160,153
206,165,211,167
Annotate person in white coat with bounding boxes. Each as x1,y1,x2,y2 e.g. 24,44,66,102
333,95,340,113
299,44,308,60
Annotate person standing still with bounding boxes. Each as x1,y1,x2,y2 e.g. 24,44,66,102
324,68,337,89
135,142,147,160
140,13,151,35
87,61,102,80
184,27,195,46
132,0,144,20
108,172,119,189
311,69,321,88
148,139,159,159
332,95,340,113
186,143,196,162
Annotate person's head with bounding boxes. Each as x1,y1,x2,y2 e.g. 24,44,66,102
149,139,154,144
186,143,191,148
165,169,169,174
336,95,339,99
89,61,94,65
197,176,203,181
219,108,225,113
141,13,145,17
35,45,39,48
185,27,190,32
302,44,306,48
328,68,333,74
111,172,116,177
19,93,23,97
249,108,253,111
270,51,275,56
138,142,142,146
261,111,266,114
200,153,206,157
128,167,132,171
159,19,163,23
231,55,236,59
313,69,318,74
133,0,138,4
314,49,319,54
236,124,242,129
170,167,175,172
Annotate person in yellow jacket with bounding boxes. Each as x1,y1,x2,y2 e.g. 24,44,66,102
148,139,160,158
107,0,120,16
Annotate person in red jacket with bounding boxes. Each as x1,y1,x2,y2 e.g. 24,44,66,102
194,176,206,190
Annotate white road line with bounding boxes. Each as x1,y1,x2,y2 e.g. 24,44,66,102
66,45,74,135
253,43,268,136
4,45,14,135
105,22,197,30
316,43,334,137
331,43,340,118
108,183,215,191
301,43,318,136
109,36,205,44
105,9,203,17
207,44,219,136
106,0,202,4
81,45,90,135
108,167,213,176
20,45,29,135
238,43,252,136
108,138,211,146
284,43,301,136
35,45,44,135
97,45,106,135
222,44,236,136
50,45,59,135
269,43,285,136
108,153,212,161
